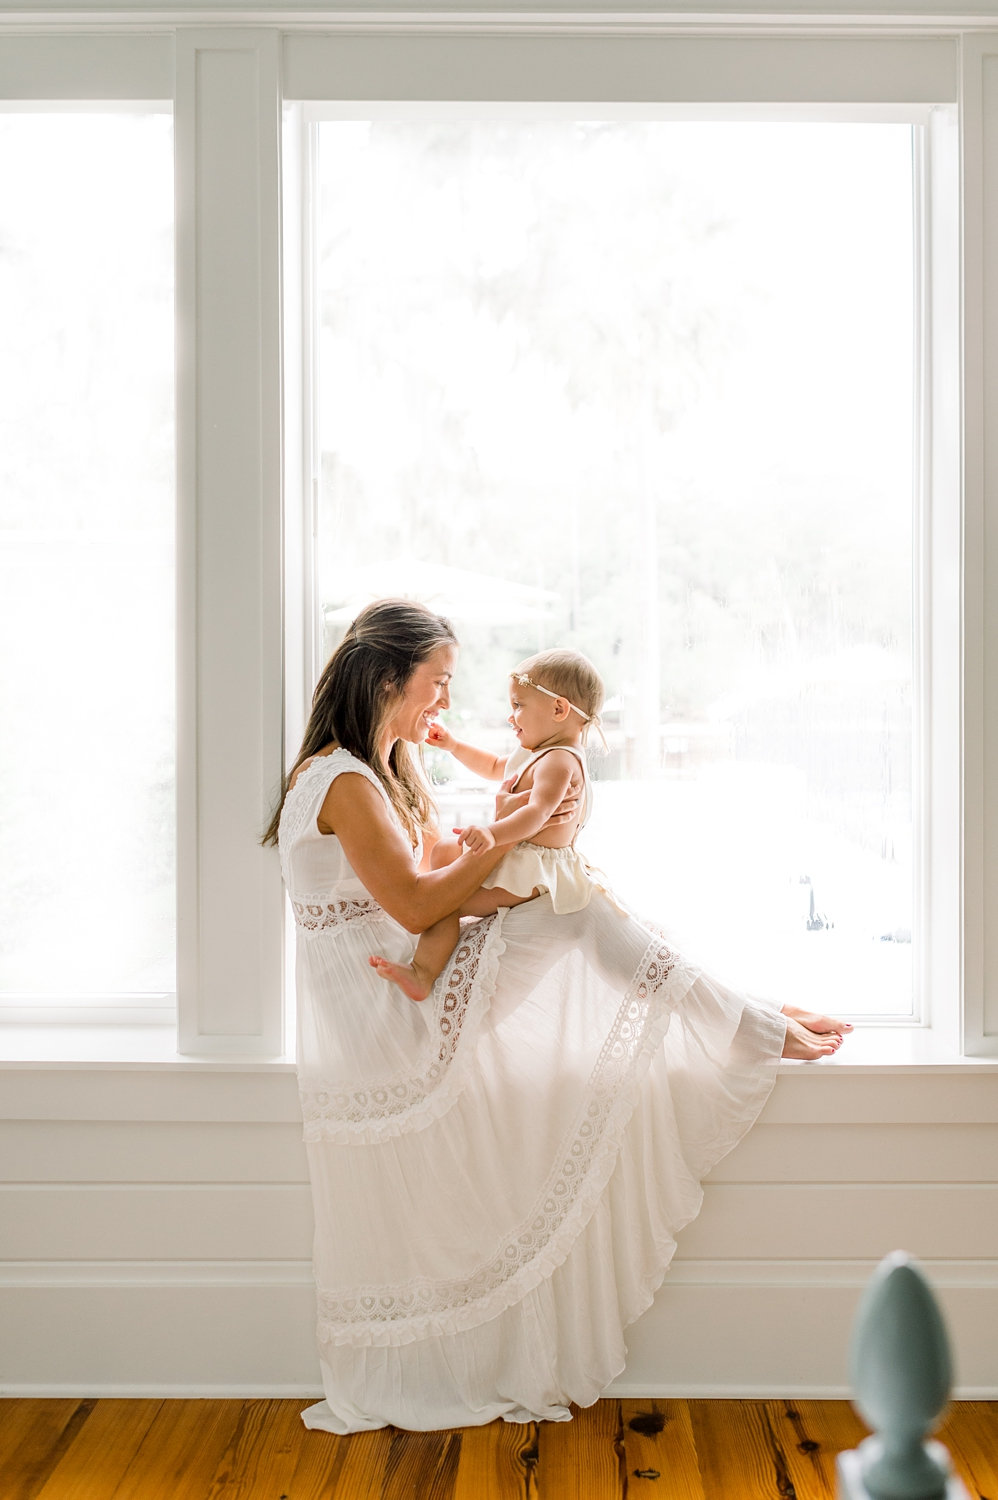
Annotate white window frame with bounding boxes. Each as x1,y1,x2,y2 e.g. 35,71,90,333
290,97,949,1034
1,17,996,1062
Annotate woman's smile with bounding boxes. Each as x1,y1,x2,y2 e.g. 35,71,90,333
384,643,457,748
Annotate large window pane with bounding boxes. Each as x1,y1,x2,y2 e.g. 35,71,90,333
312,118,914,1018
0,112,175,1006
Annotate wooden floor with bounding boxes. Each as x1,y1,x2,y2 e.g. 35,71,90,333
1,1397,996,1500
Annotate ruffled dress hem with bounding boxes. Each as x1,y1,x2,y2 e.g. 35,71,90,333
280,747,789,1434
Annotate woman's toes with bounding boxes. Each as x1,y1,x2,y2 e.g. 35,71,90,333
782,1018,843,1060
782,1004,853,1036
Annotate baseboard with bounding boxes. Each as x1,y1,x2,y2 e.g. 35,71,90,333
0,1384,324,1399
605,1383,998,1400
2,1264,996,1396
1,1382,995,1400
3,1257,997,1289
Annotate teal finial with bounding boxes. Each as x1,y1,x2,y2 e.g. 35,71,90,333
837,1251,970,1500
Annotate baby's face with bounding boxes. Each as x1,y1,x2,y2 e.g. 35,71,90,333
508,684,559,750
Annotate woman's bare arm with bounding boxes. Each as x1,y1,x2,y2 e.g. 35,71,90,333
320,773,509,933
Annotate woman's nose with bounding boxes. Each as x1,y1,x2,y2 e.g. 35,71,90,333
439,685,450,709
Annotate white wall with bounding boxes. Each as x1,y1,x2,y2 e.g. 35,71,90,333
2,5,998,1398
2,1067,996,1396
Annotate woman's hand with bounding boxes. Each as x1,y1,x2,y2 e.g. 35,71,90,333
494,775,579,826
456,823,497,855
493,777,526,822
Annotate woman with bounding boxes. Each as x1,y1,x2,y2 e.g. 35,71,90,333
266,598,847,1434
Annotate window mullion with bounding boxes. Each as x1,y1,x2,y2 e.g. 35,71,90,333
175,28,285,1057
959,37,998,1056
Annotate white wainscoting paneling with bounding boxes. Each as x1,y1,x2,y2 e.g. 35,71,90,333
2,1071,997,1396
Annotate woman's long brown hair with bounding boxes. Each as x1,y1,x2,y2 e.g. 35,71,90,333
262,598,457,848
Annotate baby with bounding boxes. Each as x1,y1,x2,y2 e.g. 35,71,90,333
370,648,604,1001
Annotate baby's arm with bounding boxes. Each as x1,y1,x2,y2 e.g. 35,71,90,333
426,721,508,781
457,751,576,853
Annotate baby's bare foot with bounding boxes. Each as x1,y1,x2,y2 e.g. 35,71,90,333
368,953,431,1002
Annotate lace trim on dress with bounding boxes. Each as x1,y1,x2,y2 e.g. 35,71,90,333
292,896,384,931
300,913,505,1144
315,937,696,1348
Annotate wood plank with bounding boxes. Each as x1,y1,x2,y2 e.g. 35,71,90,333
202,1398,312,1498
453,1419,539,1500
325,1425,395,1500
107,1399,244,1500
535,1400,623,1499
282,1421,397,1500
619,1399,704,1499
689,1399,800,1500
0,1399,79,1459
764,1399,869,1500
0,1398,97,1500
380,1427,462,1500
937,1399,998,1497
32,1401,163,1500
0,1397,992,1500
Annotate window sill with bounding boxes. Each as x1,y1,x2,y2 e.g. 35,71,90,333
0,1026,296,1071
0,1023,994,1073
777,1024,998,1073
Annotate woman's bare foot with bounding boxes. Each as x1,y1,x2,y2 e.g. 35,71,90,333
782,1004,852,1036
780,1005,852,1059
368,953,432,1003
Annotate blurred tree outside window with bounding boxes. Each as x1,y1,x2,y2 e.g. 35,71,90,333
313,118,914,1019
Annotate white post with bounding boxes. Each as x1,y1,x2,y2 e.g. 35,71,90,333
175,29,286,1055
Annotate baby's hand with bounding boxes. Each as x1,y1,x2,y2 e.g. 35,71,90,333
456,824,496,855
426,720,454,751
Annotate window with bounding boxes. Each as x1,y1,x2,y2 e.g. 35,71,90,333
1,26,983,1059
299,112,921,1021
0,109,175,1023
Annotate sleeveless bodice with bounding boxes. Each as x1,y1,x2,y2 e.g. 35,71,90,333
279,749,420,921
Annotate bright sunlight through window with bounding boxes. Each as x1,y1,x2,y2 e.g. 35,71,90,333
0,111,175,1013
311,119,914,1020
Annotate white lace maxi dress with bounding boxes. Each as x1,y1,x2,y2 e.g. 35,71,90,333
279,748,787,1433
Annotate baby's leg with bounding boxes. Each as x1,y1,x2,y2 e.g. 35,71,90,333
369,913,460,1003
460,886,538,917
371,880,540,998
434,838,538,914
429,837,462,870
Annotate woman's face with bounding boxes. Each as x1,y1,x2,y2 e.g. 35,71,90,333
384,643,457,746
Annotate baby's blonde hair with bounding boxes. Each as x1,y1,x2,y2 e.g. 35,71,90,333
511,649,605,740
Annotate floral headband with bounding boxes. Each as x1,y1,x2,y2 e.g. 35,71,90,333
511,672,609,751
